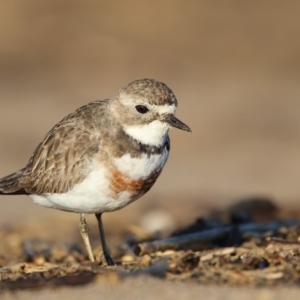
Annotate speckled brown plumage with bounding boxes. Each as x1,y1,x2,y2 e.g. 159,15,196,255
0,100,107,194
117,78,177,106
0,79,177,196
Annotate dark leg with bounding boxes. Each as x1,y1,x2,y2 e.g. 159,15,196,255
95,213,114,266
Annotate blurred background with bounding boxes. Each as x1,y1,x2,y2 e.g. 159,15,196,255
1,1,300,238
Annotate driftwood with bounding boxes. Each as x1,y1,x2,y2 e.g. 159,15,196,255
134,220,300,256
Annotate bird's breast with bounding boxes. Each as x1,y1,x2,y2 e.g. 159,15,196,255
109,149,169,200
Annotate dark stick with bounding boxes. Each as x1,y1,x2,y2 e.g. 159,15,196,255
134,220,300,256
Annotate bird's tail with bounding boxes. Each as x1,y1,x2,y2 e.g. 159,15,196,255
0,168,28,195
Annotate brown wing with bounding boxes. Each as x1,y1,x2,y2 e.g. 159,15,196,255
0,100,106,195
0,168,28,195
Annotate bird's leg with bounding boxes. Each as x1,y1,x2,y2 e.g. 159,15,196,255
79,213,95,262
95,213,114,266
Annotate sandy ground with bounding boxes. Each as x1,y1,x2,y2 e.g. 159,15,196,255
1,1,300,298
3,276,300,300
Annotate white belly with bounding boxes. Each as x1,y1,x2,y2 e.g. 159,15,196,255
30,150,169,214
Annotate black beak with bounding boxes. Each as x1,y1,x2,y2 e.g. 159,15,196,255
164,114,191,132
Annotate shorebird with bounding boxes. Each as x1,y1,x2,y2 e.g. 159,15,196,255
0,78,191,265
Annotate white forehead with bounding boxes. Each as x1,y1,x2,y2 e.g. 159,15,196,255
153,103,176,114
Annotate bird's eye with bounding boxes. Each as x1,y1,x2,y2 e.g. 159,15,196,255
135,105,149,114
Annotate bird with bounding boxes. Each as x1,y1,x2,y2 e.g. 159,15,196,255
0,78,191,265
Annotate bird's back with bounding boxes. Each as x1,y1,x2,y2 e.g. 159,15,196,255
0,99,110,195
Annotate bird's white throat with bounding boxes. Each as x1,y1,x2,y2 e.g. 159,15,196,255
124,120,170,146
